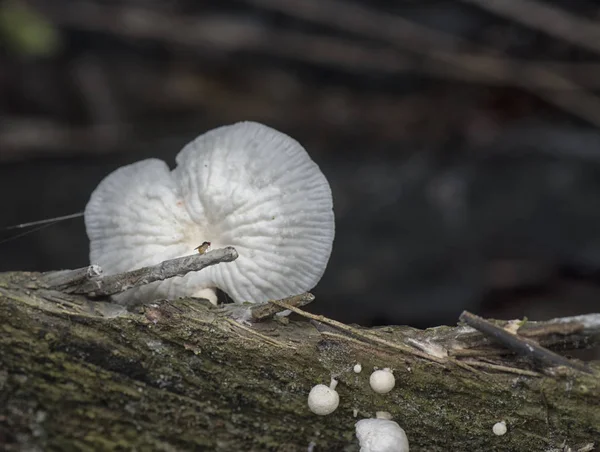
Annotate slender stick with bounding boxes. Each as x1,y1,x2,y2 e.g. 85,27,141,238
459,311,592,374
251,293,315,321
44,247,238,297
269,299,448,364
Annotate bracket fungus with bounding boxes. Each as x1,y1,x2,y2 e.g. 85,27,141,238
85,121,335,305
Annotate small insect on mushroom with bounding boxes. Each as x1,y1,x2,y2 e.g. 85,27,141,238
308,378,339,416
194,241,211,255
369,368,395,394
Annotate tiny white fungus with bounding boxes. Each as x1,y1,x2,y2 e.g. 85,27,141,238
492,421,507,436
329,377,338,390
355,418,409,452
308,380,339,416
369,368,395,394
354,363,363,374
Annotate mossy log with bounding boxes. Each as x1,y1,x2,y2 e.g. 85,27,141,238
1,271,599,451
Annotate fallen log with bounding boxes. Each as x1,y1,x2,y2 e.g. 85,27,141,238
0,262,598,451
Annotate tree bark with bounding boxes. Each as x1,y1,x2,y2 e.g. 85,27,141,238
0,271,598,451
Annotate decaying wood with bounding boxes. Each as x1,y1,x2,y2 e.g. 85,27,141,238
0,268,598,451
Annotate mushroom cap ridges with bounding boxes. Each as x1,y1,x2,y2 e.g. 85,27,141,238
84,121,335,303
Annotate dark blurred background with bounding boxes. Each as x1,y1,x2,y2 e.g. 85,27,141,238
1,0,600,330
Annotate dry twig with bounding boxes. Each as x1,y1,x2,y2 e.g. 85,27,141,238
251,292,315,321
42,247,238,297
459,311,592,374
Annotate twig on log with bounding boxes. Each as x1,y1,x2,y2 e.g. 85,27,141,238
459,311,592,374
269,298,449,364
42,247,238,297
40,264,103,289
251,292,315,321
518,313,600,338
460,360,542,378
436,312,600,357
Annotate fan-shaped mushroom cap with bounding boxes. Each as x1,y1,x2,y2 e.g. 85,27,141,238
85,121,335,304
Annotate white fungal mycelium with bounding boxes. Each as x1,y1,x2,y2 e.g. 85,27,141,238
85,121,335,305
369,368,395,394
355,418,409,452
308,378,339,416
492,421,507,436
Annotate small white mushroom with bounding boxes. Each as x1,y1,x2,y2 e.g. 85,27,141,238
369,368,395,394
355,418,409,452
353,363,363,374
492,421,507,436
307,379,339,416
85,121,335,305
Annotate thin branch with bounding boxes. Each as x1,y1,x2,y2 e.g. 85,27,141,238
461,0,600,57
459,311,592,374
41,264,103,289
243,0,600,128
30,1,600,90
460,359,543,378
42,247,238,297
251,292,315,321
519,313,600,337
269,298,449,364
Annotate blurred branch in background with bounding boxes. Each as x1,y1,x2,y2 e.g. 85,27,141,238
2,0,600,333
0,0,597,162
461,0,600,56
245,0,600,128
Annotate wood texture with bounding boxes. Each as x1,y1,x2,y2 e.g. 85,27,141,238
0,270,598,451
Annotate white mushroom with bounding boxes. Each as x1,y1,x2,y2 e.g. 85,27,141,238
307,378,339,416
353,363,363,374
369,368,395,394
492,421,507,436
85,121,335,305
355,418,409,452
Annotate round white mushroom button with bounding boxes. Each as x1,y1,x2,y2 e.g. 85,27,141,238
353,363,362,374
369,368,395,394
308,384,339,416
355,418,409,452
492,421,507,436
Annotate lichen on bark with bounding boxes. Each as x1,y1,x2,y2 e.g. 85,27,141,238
0,271,598,451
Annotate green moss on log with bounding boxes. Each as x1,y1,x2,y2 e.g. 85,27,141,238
0,271,598,451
